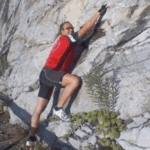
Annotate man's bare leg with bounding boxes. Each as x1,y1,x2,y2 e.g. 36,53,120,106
57,73,81,107
53,73,81,121
29,73,81,132
26,98,49,147
31,97,49,128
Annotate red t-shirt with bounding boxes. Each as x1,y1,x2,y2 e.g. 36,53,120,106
44,33,78,72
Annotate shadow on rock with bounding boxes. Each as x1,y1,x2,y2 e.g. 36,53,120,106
0,94,76,149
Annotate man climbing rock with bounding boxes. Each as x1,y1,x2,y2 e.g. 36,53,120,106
26,5,107,147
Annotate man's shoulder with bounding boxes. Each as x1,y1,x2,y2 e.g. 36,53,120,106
59,35,70,42
58,32,79,45
67,32,79,44
68,34,76,43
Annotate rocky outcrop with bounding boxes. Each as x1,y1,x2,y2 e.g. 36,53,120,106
1,0,150,149
117,112,150,150
34,112,150,150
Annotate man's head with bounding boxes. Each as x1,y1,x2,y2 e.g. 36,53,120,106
59,21,74,35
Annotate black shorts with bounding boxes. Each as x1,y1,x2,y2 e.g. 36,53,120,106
38,68,66,100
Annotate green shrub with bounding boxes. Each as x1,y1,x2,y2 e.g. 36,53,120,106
72,61,123,149
70,110,124,150
83,62,118,110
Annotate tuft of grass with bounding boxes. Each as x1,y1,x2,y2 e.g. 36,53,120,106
136,5,150,24
0,0,4,11
127,5,138,18
0,53,9,76
0,102,4,114
139,5,150,19
33,143,48,150
26,0,39,9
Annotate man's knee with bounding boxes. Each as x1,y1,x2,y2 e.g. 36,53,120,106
62,73,82,88
72,75,82,88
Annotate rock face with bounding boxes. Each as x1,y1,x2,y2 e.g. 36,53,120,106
117,112,150,150
34,112,150,150
0,0,150,149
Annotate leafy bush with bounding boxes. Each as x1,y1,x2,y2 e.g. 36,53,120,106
79,62,123,149
70,110,124,150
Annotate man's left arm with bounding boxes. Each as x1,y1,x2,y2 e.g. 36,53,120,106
78,5,107,39
78,12,100,38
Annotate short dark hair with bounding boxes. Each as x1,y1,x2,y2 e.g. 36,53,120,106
59,21,70,35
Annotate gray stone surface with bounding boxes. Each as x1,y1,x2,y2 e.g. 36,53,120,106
133,116,148,125
87,134,97,145
81,126,92,134
0,0,149,121
127,122,140,129
81,140,89,149
117,140,150,150
117,113,150,150
143,112,150,119
54,122,72,138
1,0,150,149
68,137,81,150
75,129,87,139
46,121,72,138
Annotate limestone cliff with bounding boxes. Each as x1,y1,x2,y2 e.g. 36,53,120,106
0,0,150,149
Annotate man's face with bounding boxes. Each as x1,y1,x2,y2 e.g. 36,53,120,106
61,22,74,35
